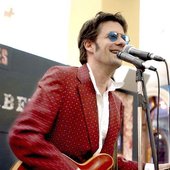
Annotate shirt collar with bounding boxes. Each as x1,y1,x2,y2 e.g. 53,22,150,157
87,63,124,94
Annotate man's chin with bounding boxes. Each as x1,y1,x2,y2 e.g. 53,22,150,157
113,59,122,69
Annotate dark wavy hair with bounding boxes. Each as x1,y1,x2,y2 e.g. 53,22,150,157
78,11,128,65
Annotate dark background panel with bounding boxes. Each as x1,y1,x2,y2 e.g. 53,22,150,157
0,133,15,170
0,44,65,132
0,44,65,170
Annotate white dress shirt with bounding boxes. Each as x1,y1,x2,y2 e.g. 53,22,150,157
87,63,123,154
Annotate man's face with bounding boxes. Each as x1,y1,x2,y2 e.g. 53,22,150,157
89,21,127,69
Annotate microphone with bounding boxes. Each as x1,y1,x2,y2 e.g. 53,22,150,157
117,51,156,71
123,45,165,61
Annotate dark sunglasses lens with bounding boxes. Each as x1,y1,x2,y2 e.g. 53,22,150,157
108,32,118,42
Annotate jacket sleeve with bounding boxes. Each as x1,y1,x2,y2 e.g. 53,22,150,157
8,66,76,170
118,155,145,170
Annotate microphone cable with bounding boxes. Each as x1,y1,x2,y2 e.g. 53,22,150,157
146,59,169,167
163,59,170,167
155,69,160,166
164,60,170,86
155,59,170,169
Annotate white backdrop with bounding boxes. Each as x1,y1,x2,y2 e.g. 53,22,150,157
0,0,71,64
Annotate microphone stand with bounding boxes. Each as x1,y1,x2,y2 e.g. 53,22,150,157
136,68,158,170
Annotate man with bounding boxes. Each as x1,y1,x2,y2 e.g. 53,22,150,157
9,11,169,170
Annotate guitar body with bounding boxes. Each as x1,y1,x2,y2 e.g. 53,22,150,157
11,153,114,170
66,153,114,170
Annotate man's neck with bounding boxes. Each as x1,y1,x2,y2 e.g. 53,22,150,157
87,63,115,94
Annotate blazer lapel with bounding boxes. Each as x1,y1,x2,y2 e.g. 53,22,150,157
77,65,99,153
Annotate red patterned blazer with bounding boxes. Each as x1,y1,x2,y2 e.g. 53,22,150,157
9,64,138,170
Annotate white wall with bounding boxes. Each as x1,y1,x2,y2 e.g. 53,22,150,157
0,0,71,64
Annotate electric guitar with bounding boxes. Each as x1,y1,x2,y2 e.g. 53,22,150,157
11,153,114,170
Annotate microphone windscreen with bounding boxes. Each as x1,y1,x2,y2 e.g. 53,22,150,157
123,45,133,53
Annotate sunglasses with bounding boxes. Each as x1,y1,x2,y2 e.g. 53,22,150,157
107,31,130,44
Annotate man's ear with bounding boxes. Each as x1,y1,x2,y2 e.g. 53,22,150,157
83,40,94,53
